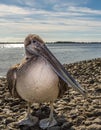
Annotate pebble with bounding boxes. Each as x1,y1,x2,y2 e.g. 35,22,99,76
0,58,101,130
61,122,73,129
47,126,61,130
57,117,67,126
93,118,101,125
87,124,101,130
85,120,92,126
6,117,14,125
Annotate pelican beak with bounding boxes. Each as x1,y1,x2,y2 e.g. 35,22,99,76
26,41,87,97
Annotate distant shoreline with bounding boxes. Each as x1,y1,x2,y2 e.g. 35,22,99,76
0,58,101,77
0,41,101,44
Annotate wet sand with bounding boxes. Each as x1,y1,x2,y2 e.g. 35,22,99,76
0,58,101,130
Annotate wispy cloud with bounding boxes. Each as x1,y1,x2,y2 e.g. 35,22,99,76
0,0,101,42
0,4,31,16
68,6,101,15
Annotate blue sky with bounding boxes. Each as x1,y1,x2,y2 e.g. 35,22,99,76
0,0,101,42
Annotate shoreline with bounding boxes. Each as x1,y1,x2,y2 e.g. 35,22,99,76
0,58,101,78
0,42,101,44
0,58,101,130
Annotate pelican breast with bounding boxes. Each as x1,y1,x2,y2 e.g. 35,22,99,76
16,57,59,103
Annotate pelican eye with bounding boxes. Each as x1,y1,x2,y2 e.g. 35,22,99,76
33,40,36,43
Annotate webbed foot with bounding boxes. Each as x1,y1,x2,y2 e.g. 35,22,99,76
18,115,38,127
39,117,57,129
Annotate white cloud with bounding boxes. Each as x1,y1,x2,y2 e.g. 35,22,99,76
0,4,30,16
0,0,101,42
68,6,101,15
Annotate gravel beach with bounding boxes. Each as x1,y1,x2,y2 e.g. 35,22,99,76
0,58,101,130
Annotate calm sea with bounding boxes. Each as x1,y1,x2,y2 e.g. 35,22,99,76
0,43,101,76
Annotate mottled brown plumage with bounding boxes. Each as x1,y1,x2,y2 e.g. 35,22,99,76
7,57,68,99
7,57,28,98
7,34,69,100
7,63,20,98
6,34,86,128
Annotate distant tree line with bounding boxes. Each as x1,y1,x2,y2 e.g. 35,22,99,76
46,41,101,44
0,41,101,44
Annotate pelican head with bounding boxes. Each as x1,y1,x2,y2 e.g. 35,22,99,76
24,34,44,58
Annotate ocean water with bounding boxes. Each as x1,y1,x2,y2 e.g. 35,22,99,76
0,43,101,76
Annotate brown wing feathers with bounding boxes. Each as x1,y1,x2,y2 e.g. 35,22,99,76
7,64,20,98
58,77,68,98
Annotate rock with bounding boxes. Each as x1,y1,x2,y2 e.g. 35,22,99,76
76,116,85,125
87,124,101,130
93,118,101,125
6,117,14,125
85,109,101,117
57,117,67,126
85,120,92,126
68,127,75,130
93,109,101,116
0,115,4,121
0,125,5,129
79,126,86,130
47,126,61,130
61,122,73,129
0,108,3,112
19,125,32,130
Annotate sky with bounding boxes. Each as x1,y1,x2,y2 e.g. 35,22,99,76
0,0,101,42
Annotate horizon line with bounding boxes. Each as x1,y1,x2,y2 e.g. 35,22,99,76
0,41,101,44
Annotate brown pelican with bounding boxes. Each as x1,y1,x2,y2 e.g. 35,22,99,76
7,34,87,129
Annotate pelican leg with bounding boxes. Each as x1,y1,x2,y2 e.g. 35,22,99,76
39,102,57,129
19,103,38,126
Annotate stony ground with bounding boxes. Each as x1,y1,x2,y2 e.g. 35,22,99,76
0,58,101,130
